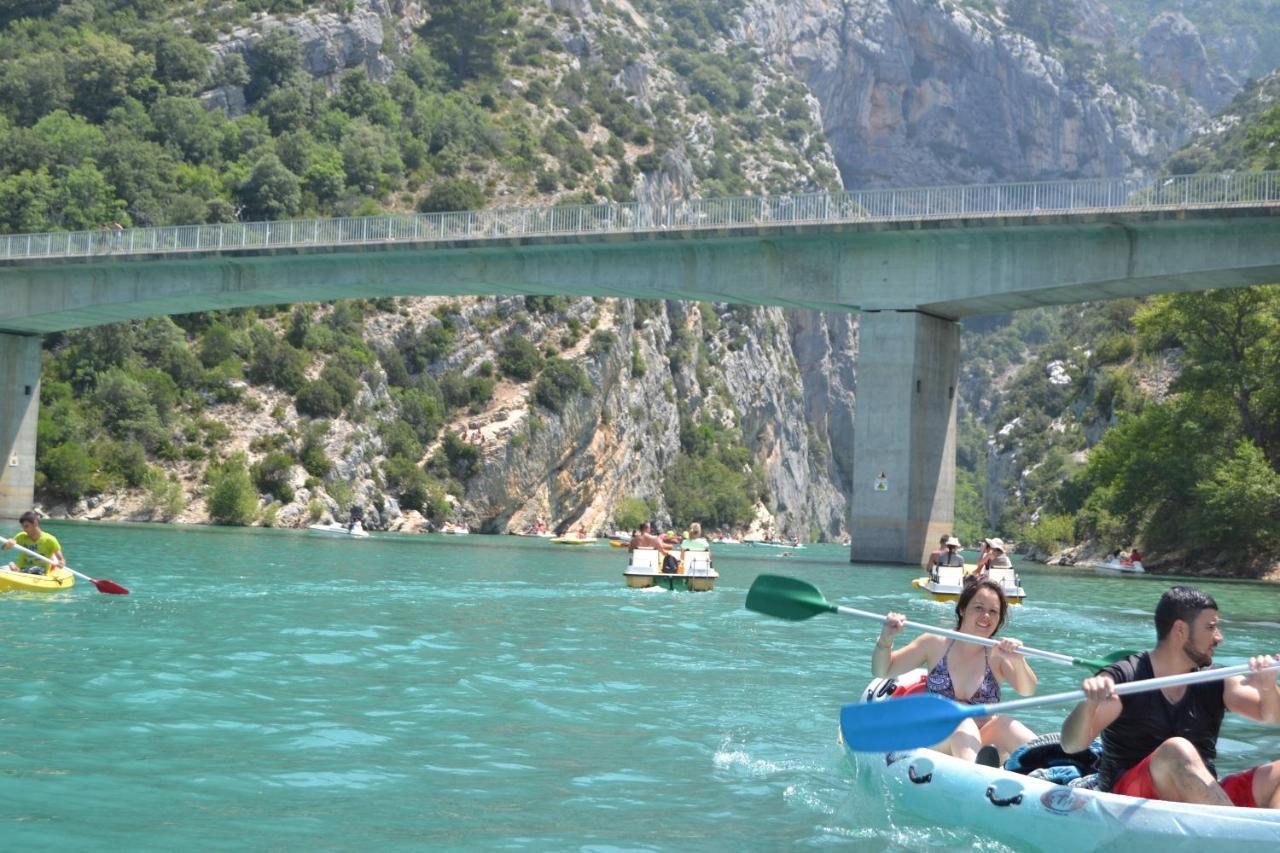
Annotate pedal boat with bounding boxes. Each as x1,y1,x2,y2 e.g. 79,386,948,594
623,547,717,591
911,564,1025,604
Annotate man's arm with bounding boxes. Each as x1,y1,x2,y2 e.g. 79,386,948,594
1061,674,1122,753
1224,654,1280,723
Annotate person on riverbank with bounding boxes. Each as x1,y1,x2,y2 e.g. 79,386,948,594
1061,586,1280,808
2,511,66,575
873,579,1038,764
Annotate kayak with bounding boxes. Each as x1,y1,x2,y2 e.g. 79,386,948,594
912,564,1025,604
550,536,597,545
0,566,75,592
841,670,1280,849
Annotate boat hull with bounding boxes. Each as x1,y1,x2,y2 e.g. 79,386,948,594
1092,560,1144,574
0,567,75,592
843,673,1280,850
307,523,369,538
622,570,717,592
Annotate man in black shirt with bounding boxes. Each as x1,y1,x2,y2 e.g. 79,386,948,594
1061,586,1280,808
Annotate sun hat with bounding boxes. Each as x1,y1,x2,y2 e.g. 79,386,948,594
987,538,1005,552
945,536,961,547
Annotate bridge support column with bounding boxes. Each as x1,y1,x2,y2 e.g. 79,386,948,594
1,333,41,523
850,311,958,566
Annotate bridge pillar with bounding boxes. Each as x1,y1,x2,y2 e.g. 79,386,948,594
0,333,41,523
850,311,958,566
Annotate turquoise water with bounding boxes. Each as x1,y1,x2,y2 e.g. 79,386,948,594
2,523,1278,851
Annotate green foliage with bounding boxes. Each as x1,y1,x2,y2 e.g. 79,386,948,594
533,357,589,414
417,176,486,212
416,0,517,83
497,334,545,381
613,496,650,532
252,451,296,504
1190,440,1280,559
206,452,258,525
1020,513,1075,555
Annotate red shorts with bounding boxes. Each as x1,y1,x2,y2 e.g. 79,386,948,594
1114,751,1258,807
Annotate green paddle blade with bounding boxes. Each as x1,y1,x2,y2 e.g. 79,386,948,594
840,694,983,752
1073,649,1140,672
745,574,838,621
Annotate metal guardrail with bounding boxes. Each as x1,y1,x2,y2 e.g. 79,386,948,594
1,171,1276,262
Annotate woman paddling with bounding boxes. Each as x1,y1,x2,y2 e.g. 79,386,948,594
871,579,1038,764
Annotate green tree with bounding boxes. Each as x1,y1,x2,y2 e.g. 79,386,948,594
417,0,518,82
1191,440,1280,559
417,177,486,213
206,452,259,526
533,358,589,414
613,496,650,531
237,153,302,220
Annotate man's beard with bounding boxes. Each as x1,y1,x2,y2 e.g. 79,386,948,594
1183,638,1214,668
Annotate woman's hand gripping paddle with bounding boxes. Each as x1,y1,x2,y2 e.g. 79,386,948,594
6,541,129,594
840,661,1280,752
744,574,1136,671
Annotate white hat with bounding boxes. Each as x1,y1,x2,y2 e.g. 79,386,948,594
945,536,961,547
987,538,1005,552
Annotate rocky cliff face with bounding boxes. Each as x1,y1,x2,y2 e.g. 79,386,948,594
736,0,1235,185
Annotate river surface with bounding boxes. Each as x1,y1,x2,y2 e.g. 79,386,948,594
2,523,1278,851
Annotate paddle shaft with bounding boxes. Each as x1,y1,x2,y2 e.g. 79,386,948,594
9,540,85,581
837,604,1093,669
968,660,1280,720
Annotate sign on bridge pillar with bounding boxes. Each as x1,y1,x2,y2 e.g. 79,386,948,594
0,333,41,523
850,310,959,566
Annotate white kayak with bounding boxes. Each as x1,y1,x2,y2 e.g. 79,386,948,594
841,670,1280,850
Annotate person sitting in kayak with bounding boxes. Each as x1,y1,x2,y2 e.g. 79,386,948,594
1061,586,1280,808
873,579,1038,764
2,511,66,575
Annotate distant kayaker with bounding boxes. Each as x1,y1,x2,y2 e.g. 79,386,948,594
1061,586,1280,808
2,511,66,575
873,579,1038,765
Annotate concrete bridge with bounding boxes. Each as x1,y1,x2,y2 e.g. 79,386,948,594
3,171,1279,563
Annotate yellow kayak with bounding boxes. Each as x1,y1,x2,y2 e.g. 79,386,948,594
550,536,598,545
0,567,75,592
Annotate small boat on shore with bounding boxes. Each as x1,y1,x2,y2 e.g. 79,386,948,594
911,564,1025,604
0,566,75,592
842,670,1280,850
623,548,717,592
439,523,469,535
307,522,369,539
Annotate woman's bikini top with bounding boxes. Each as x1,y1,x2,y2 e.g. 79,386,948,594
926,640,1001,705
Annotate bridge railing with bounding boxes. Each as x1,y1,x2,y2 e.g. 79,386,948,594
1,171,1276,262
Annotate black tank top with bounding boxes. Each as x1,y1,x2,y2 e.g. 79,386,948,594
1096,652,1226,791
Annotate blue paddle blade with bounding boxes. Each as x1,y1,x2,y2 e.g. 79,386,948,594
839,694,982,752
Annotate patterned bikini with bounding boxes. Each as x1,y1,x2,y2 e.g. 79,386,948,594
926,640,1002,704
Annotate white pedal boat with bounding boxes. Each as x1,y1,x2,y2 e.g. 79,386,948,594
912,564,1025,604
841,670,1280,850
622,547,717,591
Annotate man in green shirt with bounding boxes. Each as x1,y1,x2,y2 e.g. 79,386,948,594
2,511,65,575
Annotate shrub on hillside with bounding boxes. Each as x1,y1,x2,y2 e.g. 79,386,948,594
207,453,258,525
252,451,296,504
533,358,589,414
498,334,545,380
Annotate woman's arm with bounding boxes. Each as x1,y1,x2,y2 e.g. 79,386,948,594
992,638,1038,696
